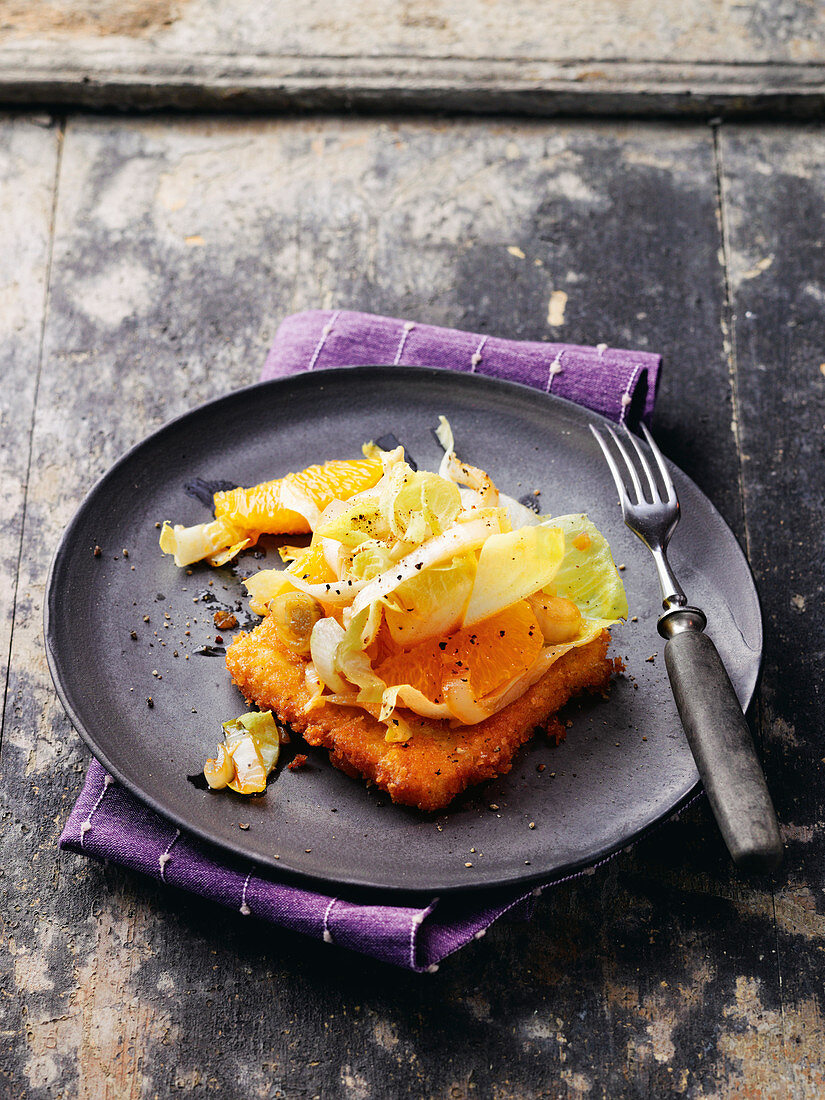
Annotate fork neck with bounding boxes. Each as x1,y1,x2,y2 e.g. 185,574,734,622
648,545,688,610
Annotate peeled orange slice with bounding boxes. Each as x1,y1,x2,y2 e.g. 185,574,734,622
376,641,445,704
287,542,337,586
214,456,385,537
445,600,543,698
376,599,543,706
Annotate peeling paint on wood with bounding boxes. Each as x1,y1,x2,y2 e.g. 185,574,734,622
0,0,186,38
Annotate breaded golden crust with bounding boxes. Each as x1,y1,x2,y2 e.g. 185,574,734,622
226,616,614,812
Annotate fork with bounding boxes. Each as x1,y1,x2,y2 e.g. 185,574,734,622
591,422,783,872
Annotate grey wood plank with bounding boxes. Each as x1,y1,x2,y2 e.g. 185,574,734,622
0,113,60,1100
1,114,794,1098
0,0,824,117
720,123,825,1094
5,0,824,62
0,115,58,732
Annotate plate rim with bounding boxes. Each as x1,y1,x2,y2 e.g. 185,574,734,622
45,364,763,896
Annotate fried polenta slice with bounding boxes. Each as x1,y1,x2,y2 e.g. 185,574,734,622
225,615,614,812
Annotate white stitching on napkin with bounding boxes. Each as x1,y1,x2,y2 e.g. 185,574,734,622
308,310,340,371
620,363,641,424
79,772,113,847
545,349,564,392
393,321,415,365
323,896,338,942
239,869,253,916
470,335,488,372
158,829,180,881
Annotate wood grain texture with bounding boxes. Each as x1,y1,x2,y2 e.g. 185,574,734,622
719,125,825,1098
3,0,824,60
1,112,821,1097
0,115,58,733
0,0,824,116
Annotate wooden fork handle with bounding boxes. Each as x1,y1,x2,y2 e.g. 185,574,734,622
664,629,783,872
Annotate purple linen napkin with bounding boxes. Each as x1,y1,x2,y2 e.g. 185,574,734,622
60,309,661,972
262,310,659,425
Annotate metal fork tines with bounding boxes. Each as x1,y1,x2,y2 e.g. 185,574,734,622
590,420,783,873
590,422,687,612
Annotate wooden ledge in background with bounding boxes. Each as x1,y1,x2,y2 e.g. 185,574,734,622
0,52,823,117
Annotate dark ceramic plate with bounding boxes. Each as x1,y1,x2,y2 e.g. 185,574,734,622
46,367,762,896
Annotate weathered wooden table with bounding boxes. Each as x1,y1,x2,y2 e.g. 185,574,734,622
2,96,824,1100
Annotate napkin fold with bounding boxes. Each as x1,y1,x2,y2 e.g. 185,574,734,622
60,309,661,972
262,310,659,426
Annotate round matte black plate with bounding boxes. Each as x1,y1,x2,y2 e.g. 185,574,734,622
46,367,762,896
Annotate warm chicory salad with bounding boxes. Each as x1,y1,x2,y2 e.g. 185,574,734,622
160,419,627,789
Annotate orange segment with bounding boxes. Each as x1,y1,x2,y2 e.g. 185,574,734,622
214,456,384,536
287,542,336,585
445,601,543,698
376,642,444,703
376,600,543,705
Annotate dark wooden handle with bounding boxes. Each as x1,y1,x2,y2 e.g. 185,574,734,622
664,630,783,872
